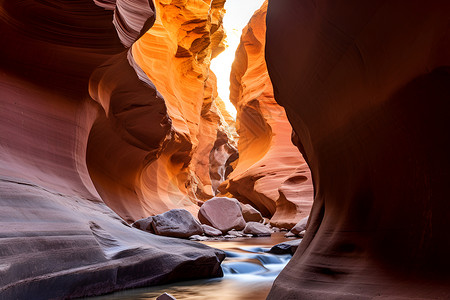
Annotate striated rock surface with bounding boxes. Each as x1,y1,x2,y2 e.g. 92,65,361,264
116,0,237,221
266,1,450,299
219,1,313,229
86,0,237,224
0,0,226,298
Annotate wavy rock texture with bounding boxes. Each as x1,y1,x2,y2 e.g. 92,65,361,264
219,1,313,229
266,1,450,298
95,0,238,221
0,0,225,298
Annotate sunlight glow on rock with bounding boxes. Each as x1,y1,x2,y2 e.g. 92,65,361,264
210,0,266,119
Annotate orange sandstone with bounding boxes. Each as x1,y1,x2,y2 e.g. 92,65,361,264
219,1,313,229
88,0,237,221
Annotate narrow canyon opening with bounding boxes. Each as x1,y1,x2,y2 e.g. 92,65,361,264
86,0,314,231
2,0,449,299
85,1,315,298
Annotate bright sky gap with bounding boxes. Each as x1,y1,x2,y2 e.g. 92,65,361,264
210,0,266,119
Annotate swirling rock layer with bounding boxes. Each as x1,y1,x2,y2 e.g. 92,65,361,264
0,0,225,298
220,1,313,229
266,1,450,298
91,0,238,222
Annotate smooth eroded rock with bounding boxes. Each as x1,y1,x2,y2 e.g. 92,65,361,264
289,216,308,236
266,0,450,298
132,216,155,233
152,209,203,238
202,224,222,237
243,222,272,237
241,204,264,223
219,0,313,228
269,239,302,255
198,197,246,233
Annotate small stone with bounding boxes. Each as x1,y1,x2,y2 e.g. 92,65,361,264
227,229,244,237
202,224,222,237
189,235,209,241
223,235,237,239
243,222,272,236
290,216,309,236
284,231,296,238
156,292,177,300
269,239,302,255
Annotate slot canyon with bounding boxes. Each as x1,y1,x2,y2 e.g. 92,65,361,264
0,0,449,299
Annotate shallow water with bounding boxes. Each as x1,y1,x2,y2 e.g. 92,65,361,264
90,233,297,300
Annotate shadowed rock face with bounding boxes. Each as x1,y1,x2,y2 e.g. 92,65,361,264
0,0,224,298
265,0,450,298
220,1,313,229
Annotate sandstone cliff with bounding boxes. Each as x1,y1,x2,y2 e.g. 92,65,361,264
89,0,237,222
220,1,313,229
265,1,450,298
0,0,227,298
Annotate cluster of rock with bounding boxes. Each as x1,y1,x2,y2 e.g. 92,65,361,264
132,197,276,240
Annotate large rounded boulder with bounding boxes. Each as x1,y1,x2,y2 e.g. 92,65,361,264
152,209,203,238
198,197,246,233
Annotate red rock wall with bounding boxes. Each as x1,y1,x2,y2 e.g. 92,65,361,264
0,0,225,298
220,1,313,229
87,0,237,222
265,0,450,298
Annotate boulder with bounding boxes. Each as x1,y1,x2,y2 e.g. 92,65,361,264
241,203,264,222
152,209,204,238
269,239,302,255
198,197,246,233
131,216,155,233
289,216,308,236
243,222,272,236
202,224,222,237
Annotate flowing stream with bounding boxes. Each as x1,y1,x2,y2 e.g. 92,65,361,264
90,233,296,300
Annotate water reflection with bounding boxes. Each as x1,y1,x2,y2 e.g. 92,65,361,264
90,233,297,300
